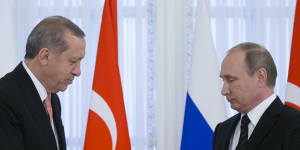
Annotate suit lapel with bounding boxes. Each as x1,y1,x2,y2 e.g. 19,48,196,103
222,113,241,150
246,97,283,150
14,63,57,149
51,94,66,150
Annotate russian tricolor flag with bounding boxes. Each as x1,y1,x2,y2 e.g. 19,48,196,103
181,0,227,149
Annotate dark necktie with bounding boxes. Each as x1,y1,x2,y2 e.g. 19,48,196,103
236,114,250,150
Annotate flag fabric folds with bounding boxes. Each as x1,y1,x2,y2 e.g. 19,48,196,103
84,0,131,149
285,0,300,111
180,0,227,149
0,0,17,78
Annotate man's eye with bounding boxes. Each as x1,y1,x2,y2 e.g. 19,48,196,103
70,60,77,64
228,78,235,82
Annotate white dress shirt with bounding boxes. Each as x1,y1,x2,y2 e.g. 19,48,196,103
229,93,277,150
22,61,60,150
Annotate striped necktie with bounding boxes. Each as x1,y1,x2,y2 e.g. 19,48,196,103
236,114,250,150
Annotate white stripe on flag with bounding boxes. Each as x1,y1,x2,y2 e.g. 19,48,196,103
181,0,227,149
188,0,226,129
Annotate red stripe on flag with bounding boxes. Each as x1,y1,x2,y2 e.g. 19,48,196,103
286,1,300,109
288,0,300,88
285,101,300,111
84,0,131,149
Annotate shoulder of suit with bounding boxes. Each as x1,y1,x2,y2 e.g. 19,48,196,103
282,105,300,119
217,113,240,127
276,105,300,133
0,69,24,108
0,69,21,92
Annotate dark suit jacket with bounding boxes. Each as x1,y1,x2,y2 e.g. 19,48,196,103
0,62,66,150
213,97,300,150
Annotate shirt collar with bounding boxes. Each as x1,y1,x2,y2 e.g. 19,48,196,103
243,93,276,126
22,61,48,102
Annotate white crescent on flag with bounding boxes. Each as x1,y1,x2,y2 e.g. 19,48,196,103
90,91,117,150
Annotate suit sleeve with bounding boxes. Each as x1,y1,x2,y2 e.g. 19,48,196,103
0,95,24,150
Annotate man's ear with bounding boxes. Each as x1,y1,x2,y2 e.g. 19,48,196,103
256,68,267,87
37,48,49,66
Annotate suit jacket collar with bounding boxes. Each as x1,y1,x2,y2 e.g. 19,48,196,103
51,94,66,150
224,113,241,149
13,62,60,150
246,97,283,150
222,97,283,150
22,61,48,102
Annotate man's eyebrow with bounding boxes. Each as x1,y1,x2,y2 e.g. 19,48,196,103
71,56,84,60
220,75,235,79
220,74,228,78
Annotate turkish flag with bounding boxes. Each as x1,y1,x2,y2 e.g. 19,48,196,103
285,0,300,111
84,0,131,149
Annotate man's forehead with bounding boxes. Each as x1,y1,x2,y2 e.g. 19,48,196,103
64,50,85,59
226,50,245,59
222,51,246,67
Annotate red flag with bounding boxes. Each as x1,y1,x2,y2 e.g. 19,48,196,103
84,0,131,149
285,0,300,111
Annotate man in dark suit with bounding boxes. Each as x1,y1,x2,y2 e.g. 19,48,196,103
214,42,300,150
0,16,86,150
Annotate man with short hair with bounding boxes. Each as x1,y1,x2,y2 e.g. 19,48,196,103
0,16,86,150
213,42,300,150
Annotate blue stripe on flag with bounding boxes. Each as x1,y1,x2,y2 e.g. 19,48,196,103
181,92,213,150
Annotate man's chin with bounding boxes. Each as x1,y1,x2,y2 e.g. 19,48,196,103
230,104,239,111
58,85,69,92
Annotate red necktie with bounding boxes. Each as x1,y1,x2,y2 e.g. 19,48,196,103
43,94,53,126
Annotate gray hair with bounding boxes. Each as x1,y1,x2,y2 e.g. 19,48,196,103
229,42,277,87
25,16,85,59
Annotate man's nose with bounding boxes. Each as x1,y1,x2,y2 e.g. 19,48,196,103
221,83,229,96
72,62,81,76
